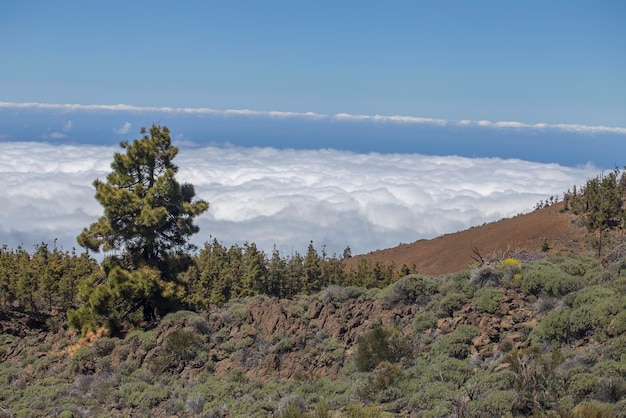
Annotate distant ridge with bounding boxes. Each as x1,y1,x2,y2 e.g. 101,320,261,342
348,202,590,276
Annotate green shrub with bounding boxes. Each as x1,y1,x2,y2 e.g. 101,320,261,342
440,271,474,296
474,287,503,314
572,400,616,418
603,336,626,361
569,372,597,404
389,274,438,305
125,330,157,351
438,292,467,317
163,329,204,361
522,257,602,299
432,325,481,359
344,403,382,418
91,337,116,357
160,310,199,324
413,310,438,332
529,307,572,344
355,326,412,372
610,311,626,337
319,285,351,303
118,380,169,410
221,336,254,353
467,389,516,417
227,300,248,323
271,337,295,354
356,360,402,402
568,287,625,341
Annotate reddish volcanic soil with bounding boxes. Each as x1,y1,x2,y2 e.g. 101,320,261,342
348,202,591,276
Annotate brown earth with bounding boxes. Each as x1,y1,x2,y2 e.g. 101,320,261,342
347,202,591,276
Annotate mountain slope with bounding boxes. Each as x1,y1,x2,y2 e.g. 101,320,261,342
349,202,590,276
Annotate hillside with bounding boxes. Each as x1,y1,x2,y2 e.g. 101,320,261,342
348,201,590,276
4,186,626,416
3,251,626,417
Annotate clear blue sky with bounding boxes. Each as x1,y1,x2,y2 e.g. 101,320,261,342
1,1,625,127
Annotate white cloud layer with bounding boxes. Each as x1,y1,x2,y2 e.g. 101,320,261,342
0,142,601,257
1,101,625,136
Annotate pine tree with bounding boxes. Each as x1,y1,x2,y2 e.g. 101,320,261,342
71,125,208,331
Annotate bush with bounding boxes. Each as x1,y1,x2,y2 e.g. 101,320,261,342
467,389,516,417
520,258,596,298
277,395,305,417
163,329,204,361
569,373,597,404
500,258,522,281
388,274,437,305
160,310,199,324
185,392,206,415
603,336,626,361
319,285,351,303
474,287,503,314
355,326,411,371
438,292,467,317
413,310,438,332
356,361,401,402
91,337,116,358
530,307,572,344
432,324,481,359
471,265,502,288
572,400,616,418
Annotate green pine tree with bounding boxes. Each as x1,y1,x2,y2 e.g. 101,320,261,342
71,125,208,331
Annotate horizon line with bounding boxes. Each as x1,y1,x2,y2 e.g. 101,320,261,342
1,100,625,136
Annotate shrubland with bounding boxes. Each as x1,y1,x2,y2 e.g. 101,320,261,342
3,252,626,417
2,127,626,416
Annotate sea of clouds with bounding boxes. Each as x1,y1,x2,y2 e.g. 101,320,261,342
0,141,601,257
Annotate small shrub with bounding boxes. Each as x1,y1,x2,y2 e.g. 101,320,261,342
161,310,199,324
345,403,382,418
468,389,516,417
432,324,481,359
356,361,401,402
388,274,437,305
413,310,438,332
125,330,157,351
569,373,597,404
438,292,467,317
185,392,206,415
91,337,116,357
228,366,248,384
471,265,502,288
474,287,503,314
603,336,626,361
271,337,295,354
501,258,522,281
529,307,571,344
277,395,305,417
572,400,615,418
226,301,247,323
595,375,626,403
190,315,211,335
319,285,350,303
355,326,411,371
164,329,204,361
221,336,254,353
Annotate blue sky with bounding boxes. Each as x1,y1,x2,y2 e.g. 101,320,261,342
2,1,625,126
1,1,625,255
